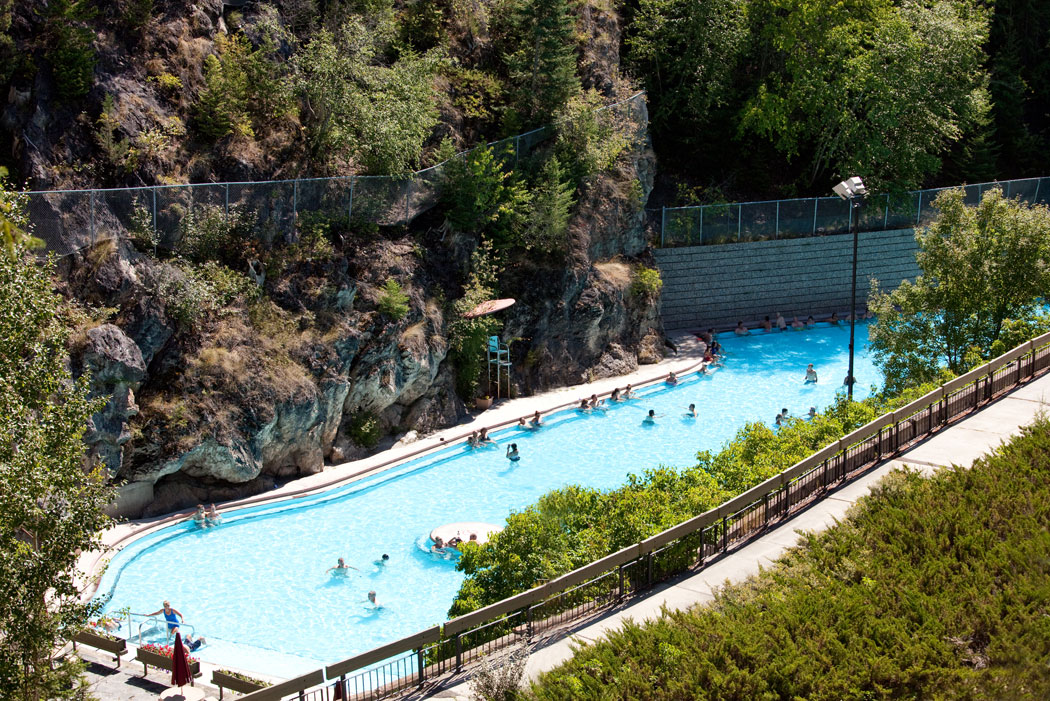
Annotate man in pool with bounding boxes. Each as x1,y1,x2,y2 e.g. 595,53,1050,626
762,316,772,332
734,321,750,336
686,404,697,417
643,409,659,424
805,364,818,383
374,554,390,568
506,443,520,461
147,601,184,640
666,371,678,385
367,590,383,609
327,557,357,575
623,384,636,399
776,313,786,331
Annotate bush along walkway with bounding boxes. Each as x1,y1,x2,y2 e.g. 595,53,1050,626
431,371,1050,700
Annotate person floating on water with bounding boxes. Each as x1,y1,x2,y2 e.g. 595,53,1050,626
506,443,520,461
805,364,818,383
686,403,697,417
327,557,358,575
146,601,183,640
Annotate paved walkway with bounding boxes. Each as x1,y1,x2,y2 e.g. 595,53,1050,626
425,371,1050,699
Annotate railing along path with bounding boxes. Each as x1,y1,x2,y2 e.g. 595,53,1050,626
235,330,1050,701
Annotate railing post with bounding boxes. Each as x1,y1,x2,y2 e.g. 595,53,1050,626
89,190,96,244
883,193,889,230
526,605,533,640
646,551,653,588
721,516,728,551
293,179,299,232
454,632,462,671
151,187,158,246
775,201,780,239
416,646,424,686
618,563,625,600
698,205,703,245
916,190,922,225
224,183,230,223
811,198,818,235
737,204,742,241
661,207,666,247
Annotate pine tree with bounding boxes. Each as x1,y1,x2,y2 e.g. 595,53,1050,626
505,0,581,125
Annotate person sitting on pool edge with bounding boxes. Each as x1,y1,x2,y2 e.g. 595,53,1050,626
146,601,184,640
327,557,358,575
506,443,520,461
805,364,818,383
183,632,207,652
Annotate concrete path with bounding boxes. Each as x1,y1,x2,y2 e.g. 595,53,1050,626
426,371,1050,699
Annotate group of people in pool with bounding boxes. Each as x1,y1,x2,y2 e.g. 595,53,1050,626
326,554,390,608
188,503,221,528
727,309,876,336
775,406,819,427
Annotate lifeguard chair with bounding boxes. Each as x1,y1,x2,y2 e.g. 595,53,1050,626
486,336,512,398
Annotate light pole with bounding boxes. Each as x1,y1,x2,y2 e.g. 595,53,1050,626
833,176,866,401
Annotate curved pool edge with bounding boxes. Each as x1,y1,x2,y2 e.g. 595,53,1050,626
80,351,708,614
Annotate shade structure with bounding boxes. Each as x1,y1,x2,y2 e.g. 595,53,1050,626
171,632,192,688
463,298,515,318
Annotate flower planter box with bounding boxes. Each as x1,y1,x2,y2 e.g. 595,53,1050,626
475,396,493,410
135,647,200,683
211,670,270,699
72,629,127,668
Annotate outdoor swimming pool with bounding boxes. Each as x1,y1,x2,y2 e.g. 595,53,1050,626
95,322,880,677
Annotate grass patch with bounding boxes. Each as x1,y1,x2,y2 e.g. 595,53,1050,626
529,419,1050,700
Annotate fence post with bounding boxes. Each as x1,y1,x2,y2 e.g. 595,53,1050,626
737,204,742,241
811,198,818,235
224,183,230,223
526,605,533,640
89,190,96,244
916,190,922,225
646,551,653,588
514,135,520,169
1034,178,1041,204
883,193,889,230
721,516,728,551
454,633,462,671
698,205,703,245
404,178,411,223
293,179,299,233
775,201,779,239
1006,180,1011,198
151,188,157,244
348,177,355,221
660,207,666,247
417,647,425,686
618,563,625,601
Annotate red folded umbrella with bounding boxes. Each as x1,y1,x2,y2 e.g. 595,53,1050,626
171,631,192,688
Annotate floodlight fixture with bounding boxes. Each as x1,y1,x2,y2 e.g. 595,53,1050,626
833,176,866,200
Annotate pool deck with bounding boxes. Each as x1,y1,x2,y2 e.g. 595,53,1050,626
420,369,1050,700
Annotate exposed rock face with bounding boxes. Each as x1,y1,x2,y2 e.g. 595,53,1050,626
81,324,146,477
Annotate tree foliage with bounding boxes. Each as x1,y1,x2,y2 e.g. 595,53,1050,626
502,0,581,125
44,0,97,101
869,187,1050,391
448,242,503,399
293,20,441,173
0,235,113,699
440,143,531,246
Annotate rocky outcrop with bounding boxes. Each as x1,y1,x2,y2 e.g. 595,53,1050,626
81,324,146,477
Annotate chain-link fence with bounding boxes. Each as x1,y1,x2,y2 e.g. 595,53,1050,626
26,92,648,257
659,176,1050,247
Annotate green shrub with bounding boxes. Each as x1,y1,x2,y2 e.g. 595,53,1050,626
155,261,257,329
439,142,531,248
630,266,662,299
447,242,502,399
531,418,1050,700
176,203,256,267
520,155,574,253
45,0,97,101
553,90,631,185
121,0,153,34
127,205,157,254
149,72,183,94
348,411,381,448
377,279,410,320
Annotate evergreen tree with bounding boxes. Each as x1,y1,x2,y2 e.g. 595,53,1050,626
523,156,575,253
505,0,581,125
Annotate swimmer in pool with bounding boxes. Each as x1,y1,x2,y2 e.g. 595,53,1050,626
666,371,678,386
805,364,818,383
808,406,817,419
366,590,383,609
529,411,543,428
327,557,358,575
374,554,390,567
506,443,520,461
685,403,697,417
610,387,621,401
643,409,659,424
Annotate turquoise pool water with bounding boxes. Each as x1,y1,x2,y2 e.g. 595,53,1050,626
96,322,879,676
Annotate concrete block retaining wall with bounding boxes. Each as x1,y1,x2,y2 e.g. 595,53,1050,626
653,228,921,331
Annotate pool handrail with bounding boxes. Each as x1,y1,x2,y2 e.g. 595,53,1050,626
234,328,1050,700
